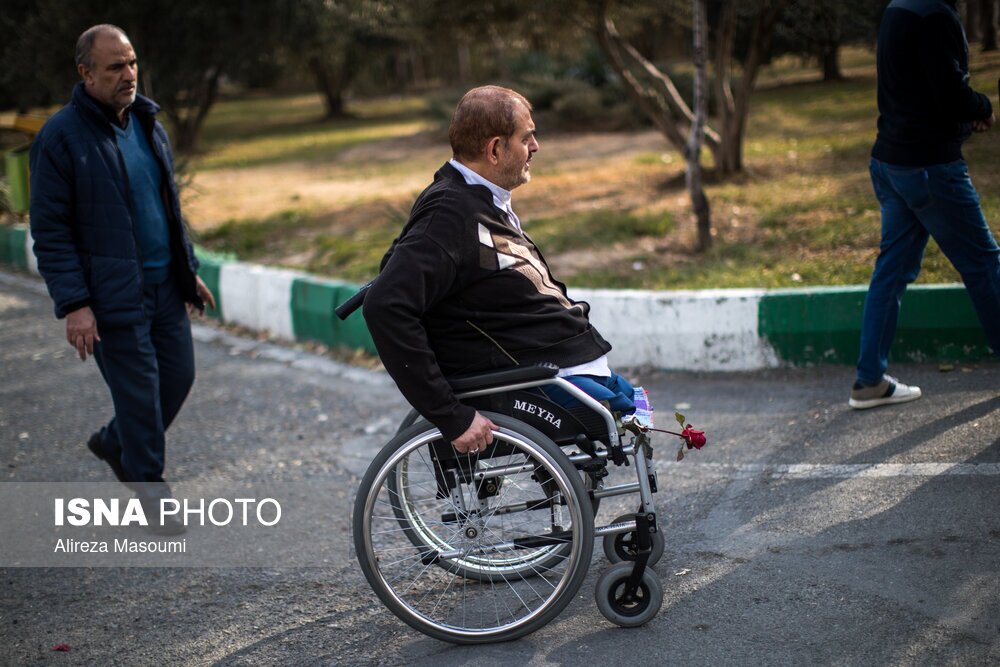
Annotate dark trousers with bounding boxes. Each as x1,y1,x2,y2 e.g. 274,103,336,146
858,158,1000,384
92,277,195,483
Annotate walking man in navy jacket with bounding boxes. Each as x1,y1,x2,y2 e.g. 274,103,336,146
30,24,215,534
850,0,999,409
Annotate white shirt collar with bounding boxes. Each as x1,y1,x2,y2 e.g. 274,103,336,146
448,159,518,230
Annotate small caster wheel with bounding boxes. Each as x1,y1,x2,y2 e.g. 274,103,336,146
595,563,663,627
603,514,665,566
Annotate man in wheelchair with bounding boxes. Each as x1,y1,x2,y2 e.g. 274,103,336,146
363,85,636,455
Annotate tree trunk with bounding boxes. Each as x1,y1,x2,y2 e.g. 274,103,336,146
410,45,427,87
456,43,472,84
967,0,982,42
689,0,712,251
163,67,221,154
821,44,843,81
713,1,738,174
593,1,786,178
308,55,353,119
983,0,998,51
715,0,787,174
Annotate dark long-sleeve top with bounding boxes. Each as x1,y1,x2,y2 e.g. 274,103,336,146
872,0,993,166
363,162,611,441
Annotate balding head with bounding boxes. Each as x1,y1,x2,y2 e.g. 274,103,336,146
76,24,129,71
76,24,137,121
449,86,532,161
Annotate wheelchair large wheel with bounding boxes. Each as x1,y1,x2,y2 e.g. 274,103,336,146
390,410,601,577
387,422,601,582
354,412,595,644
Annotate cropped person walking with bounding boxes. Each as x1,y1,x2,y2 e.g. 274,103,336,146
29,25,215,533
851,0,1000,409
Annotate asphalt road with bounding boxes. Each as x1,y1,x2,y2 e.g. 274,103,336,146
1,269,998,666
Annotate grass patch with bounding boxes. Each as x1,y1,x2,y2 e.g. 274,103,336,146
527,210,675,253
305,226,401,282
198,210,316,257
197,206,405,280
192,93,434,170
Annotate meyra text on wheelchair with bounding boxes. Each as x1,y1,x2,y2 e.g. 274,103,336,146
352,361,708,644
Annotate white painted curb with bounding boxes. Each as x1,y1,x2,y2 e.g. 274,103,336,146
219,263,304,340
25,231,38,276
572,287,780,371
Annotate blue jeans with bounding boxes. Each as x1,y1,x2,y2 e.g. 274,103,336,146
542,372,636,414
92,277,195,483
857,158,1000,384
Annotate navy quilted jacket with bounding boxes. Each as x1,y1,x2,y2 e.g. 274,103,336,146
29,83,201,325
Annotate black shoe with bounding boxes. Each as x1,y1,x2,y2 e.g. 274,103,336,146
86,432,127,483
139,496,187,536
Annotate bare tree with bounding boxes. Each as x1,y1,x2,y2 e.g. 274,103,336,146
688,0,712,251
592,0,788,177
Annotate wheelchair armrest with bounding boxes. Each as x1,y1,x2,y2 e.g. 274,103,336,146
448,363,559,393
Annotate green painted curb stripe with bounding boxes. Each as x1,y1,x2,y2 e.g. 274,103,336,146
4,145,31,214
194,247,232,320
758,285,991,365
194,254,224,320
290,277,376,354
0,224,28,267
0,225,13,267
6,226,27,269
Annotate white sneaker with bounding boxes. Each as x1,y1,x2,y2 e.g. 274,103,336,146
848,375,922,410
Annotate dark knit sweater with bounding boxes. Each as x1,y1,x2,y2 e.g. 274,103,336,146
363,162,612,441
872,0,993,166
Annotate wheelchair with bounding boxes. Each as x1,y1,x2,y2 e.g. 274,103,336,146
352,362,670,644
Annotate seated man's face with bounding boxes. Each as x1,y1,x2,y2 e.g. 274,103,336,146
497,105,539,191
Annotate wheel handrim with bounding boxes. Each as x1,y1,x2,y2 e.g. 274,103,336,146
361,428,588,638
391,455,566,574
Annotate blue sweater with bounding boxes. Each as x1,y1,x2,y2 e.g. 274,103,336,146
872,0,993,166
114,116,172,283
29,84,201,324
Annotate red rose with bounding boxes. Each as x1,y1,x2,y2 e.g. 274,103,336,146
681,426,706,449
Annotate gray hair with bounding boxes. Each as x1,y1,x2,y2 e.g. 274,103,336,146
75,24,129,70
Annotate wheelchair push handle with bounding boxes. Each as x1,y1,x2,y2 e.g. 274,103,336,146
335,280,373,320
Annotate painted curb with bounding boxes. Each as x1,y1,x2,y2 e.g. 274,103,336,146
0,223,991,369
757,286,991,366
571,287,779,371
220,263,304,340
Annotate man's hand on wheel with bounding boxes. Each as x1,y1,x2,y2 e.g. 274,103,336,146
452,411,497,454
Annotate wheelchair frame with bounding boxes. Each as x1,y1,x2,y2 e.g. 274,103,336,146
353,364,666,644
